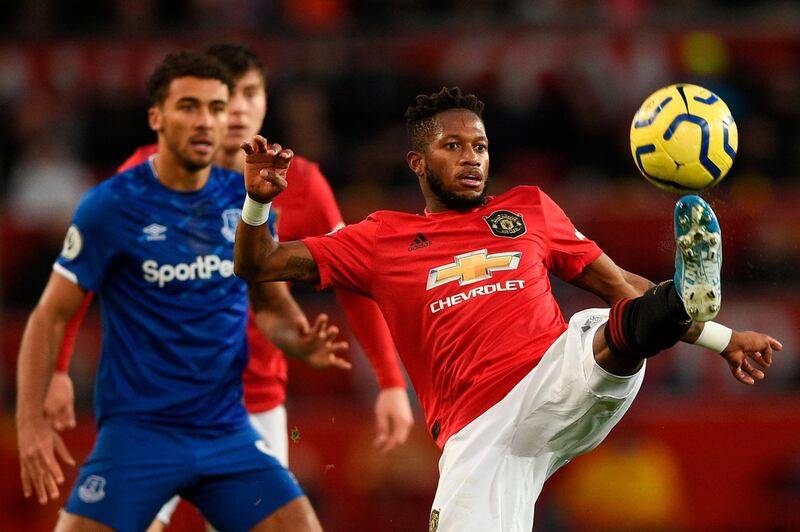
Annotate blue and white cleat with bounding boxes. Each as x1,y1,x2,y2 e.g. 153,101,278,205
674,195,722,322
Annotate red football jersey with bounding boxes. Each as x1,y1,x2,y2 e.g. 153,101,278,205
249,156,405,410
117,145,158,171
242,155,380,411
57,144,405,413
303,186,603,447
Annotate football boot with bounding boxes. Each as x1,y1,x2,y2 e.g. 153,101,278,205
674,195,722,322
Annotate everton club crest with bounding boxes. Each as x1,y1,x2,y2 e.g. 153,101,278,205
221,208,241,243
483,210,526,238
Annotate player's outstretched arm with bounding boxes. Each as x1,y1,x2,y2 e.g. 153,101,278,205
572,254,783,384
717,329,782,385
240,134,292,205
373,387,414,452
570,253,653,304
44,372,76,432
334,288,413,451
249,281,351,370
43,292,92,433
16,272,82,504
235,135,321,284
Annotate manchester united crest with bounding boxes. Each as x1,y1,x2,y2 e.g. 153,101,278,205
483,210,526,238
429,509,440,532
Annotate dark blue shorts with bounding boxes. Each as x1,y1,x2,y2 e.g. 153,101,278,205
64,418,304,532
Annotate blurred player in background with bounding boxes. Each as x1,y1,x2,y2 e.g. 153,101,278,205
233,86,782,531
16,51,340,531
41,43,413,529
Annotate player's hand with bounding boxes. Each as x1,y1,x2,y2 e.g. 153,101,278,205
720,330,782,385
287,313,351,370
17,415,75,504
240,135,294,204
373,387,414,453
44,372,76,431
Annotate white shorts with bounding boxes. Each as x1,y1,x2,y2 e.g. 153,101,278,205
248,404,289,467
429,308,645,532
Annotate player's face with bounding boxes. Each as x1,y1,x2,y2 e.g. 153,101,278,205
150,76,229,171
223,69,267,153
415,109,490,211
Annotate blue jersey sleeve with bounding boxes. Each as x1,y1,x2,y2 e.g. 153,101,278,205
267,207,278,240
55,185,121,291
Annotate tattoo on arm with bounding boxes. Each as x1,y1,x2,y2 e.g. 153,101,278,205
286,255,316,279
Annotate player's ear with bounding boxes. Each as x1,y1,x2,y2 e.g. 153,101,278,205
407,150,425,178
148,106,162,132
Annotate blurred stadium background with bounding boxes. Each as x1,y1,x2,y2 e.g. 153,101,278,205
2,1,800,530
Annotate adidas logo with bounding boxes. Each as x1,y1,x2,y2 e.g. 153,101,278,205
408,233,432,251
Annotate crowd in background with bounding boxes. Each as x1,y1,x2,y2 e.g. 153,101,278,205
2,0,799,36
1,2,800,530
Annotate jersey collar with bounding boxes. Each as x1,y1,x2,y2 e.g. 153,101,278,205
423,196,495,218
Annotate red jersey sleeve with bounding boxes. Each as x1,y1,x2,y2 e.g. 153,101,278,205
302,162,345,235
334,287,406,389
540,191,603,281
117,144,158,173
55,292,94,372
302,215,380,297
292,168,403,389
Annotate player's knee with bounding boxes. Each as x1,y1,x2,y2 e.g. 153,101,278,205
55,511,115,532
251,496,322,532
594,324,644,376
145,517,168,532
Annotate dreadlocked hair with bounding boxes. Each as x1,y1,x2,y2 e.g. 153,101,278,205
404,86,484,151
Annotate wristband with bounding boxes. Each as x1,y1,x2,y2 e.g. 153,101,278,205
694,321,732,352
241,196,271,226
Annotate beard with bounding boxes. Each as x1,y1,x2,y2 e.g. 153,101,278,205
425,167,489,210
181,156,211,173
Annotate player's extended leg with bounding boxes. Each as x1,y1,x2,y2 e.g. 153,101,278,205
61,419,196,532
146,495,181,532
55,512,114,532
250,497,321,532
187,424,321,532
596,194,721,374
198,408,290,532
430,307,645,532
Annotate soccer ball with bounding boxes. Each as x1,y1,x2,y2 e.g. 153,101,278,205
630,83,737,193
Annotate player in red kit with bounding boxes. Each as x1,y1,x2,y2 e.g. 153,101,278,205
44,44,412,530
233,86,782,531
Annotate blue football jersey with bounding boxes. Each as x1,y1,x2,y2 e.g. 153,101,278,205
55,159,276,432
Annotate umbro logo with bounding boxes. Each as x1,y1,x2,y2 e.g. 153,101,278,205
408,233,432,251
143,223,167,241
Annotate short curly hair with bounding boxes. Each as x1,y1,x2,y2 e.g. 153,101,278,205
147,51,235,106
404,86,485,151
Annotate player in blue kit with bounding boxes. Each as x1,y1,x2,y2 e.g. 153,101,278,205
15,51,336,531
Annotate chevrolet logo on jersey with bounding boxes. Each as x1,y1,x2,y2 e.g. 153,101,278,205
427,249,522,290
